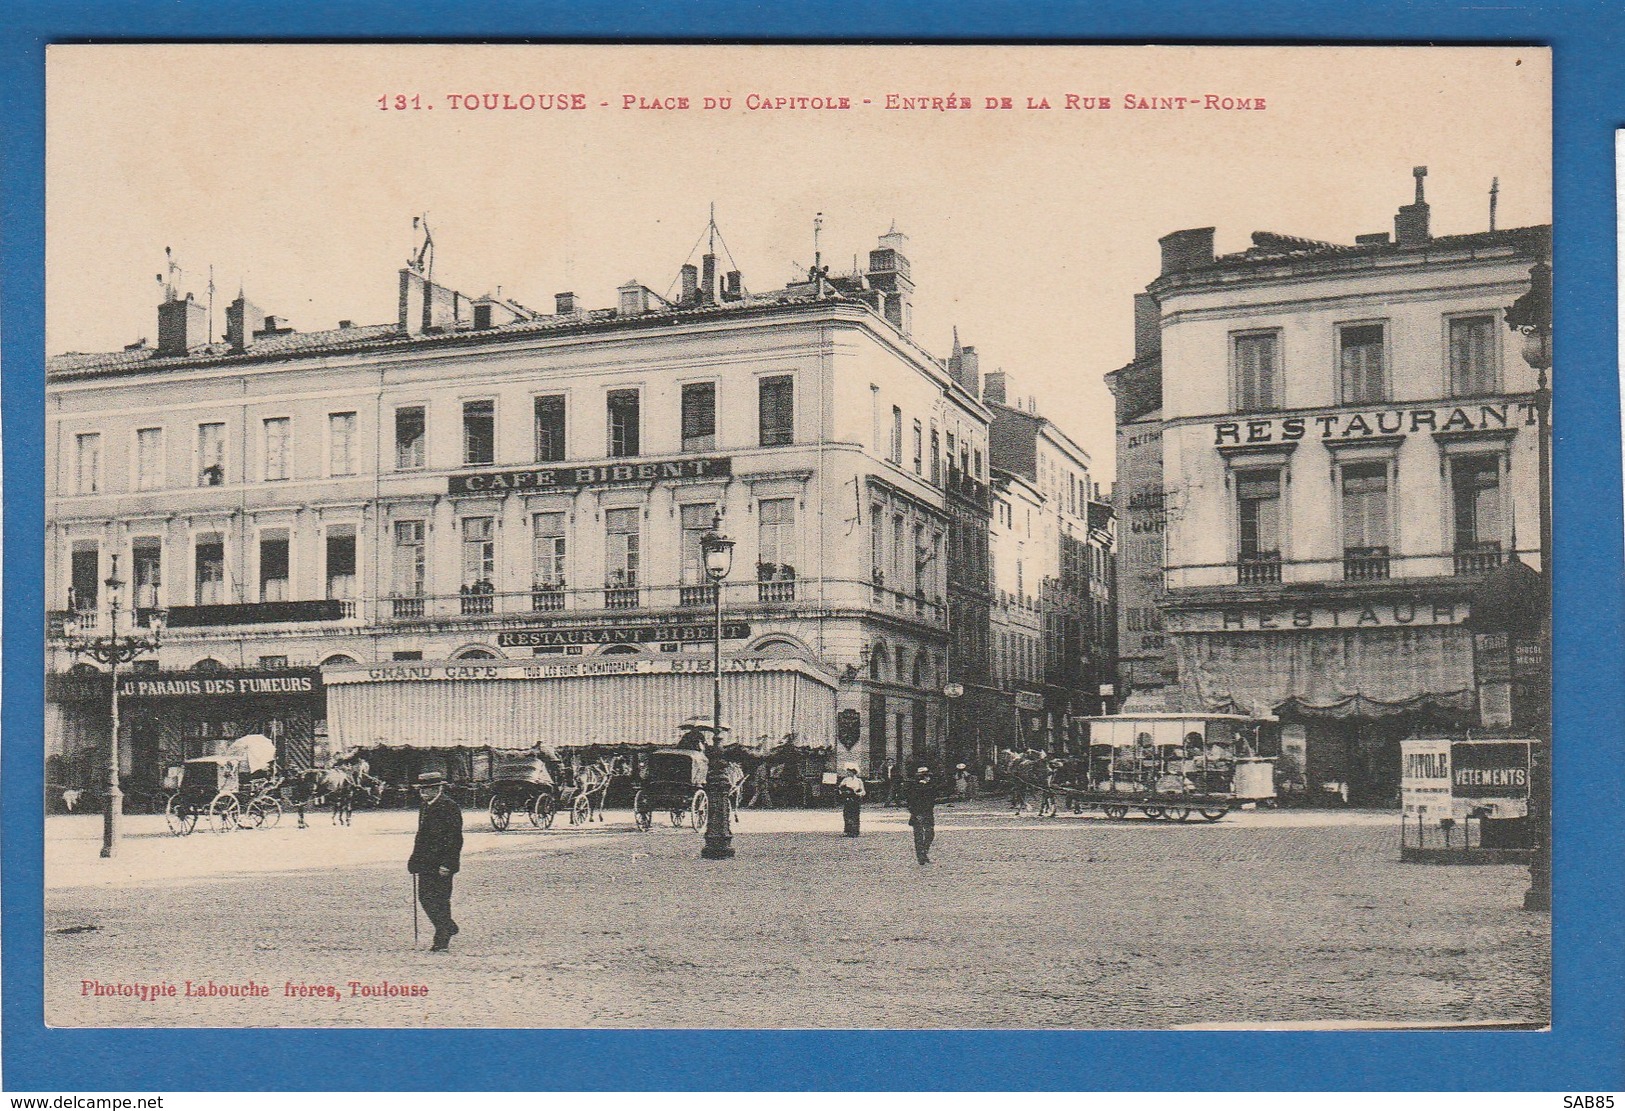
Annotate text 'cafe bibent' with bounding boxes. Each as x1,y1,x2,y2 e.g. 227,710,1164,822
1113,168,1549,806
45,220,1003,800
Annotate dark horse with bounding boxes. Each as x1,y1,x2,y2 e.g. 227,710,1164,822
295,766,380,827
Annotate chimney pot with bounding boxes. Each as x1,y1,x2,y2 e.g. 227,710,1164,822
701,254,717,306
680,264,699,305
555,291,577,316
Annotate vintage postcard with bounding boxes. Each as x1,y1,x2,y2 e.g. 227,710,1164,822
42,44,1551,1030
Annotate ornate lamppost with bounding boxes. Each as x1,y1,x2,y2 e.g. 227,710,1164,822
699,514,736,860
61,554,165,858
1505,259,1552,913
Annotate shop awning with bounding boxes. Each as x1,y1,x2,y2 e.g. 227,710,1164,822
325,655,837,754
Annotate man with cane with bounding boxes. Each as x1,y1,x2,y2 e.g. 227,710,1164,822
408,770,464,952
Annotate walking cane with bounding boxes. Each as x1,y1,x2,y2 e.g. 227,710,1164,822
412,874,420,947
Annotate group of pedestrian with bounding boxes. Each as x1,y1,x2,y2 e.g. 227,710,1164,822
836,762,945,864
404,759,955,955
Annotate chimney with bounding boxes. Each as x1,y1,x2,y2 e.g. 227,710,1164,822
983,370,1008,406
1355,232,1392,246
225,290,263,353
959,345,981,398
1158,228,1216,276
554,291,577,316
157,293,208,356
1394,165,1432,247
338,319,354,330
399,268,428,335
722,270,743,302
680,264,699,305
865,224,915,336
701,254,717,306
1132,293,1160,359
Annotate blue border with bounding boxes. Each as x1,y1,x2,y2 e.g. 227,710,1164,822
5,1,1622,1092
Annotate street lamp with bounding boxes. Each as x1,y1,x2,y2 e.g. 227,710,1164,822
1505,258,1551,913
699,514,736,861
60,554,165,858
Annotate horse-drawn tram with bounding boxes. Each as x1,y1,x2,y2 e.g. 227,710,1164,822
1021,714,1279,821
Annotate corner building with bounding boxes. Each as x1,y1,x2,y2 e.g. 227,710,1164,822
1147,172,1547,805
46,226,990,797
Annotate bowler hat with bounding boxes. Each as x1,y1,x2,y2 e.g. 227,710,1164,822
916,766,931,776
415,771,447,787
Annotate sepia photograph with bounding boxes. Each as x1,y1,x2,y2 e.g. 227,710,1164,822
41,44,1552,1031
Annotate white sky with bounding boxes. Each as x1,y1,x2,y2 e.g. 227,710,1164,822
46,45,1550,482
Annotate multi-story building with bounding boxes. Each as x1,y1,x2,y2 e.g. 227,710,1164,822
1139,168,1548,805
1106,294,1178,709
45,222,993,799
983,372,1114,753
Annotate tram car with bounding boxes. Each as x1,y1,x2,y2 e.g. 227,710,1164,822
1069,713,1279,821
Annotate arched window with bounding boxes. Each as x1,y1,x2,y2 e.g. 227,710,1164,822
193,658,224,672
601,644,640,656
453,648,499,660
868,644,889,682
894,646,909,685
321,654,358,667
749,637,807,660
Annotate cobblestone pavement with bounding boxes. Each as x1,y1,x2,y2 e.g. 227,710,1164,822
44,803,1549,1029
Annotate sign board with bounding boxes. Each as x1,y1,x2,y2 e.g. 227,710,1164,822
837,708,861,750
1165,599,1467,633
496,622,750,648
325,656,819,685
117,669,324,700
1401,737,1532,824
1014,690,1044,711
449,456,730,496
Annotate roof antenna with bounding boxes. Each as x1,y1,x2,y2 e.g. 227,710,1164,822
207,264,217,343
1489,176,1499,232
810,212,830,294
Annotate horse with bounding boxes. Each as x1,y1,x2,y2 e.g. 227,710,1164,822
296,766,381,827
572,755,630,822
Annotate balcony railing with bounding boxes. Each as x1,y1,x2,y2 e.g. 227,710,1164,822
531,588,566,612
758,579,796,604
1343,546,1391,582
1236,553,1282,586
679,584,718,607
605,587,641,610
1453,542,1504,576
392,596,426,619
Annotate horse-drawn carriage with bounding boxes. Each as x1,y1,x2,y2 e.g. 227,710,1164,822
487,757,559,830
632,748,713,832
163,755,283,835
1013,714,1279,822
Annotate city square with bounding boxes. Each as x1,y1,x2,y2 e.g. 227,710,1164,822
45,803,1548,1030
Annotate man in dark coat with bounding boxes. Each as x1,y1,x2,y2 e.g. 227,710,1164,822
408,771,464,952
904,765,945,865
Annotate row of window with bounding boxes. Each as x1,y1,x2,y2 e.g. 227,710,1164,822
1231,314,1501,413
1235,452,1504,581
64,378,797,495
66,500,800,612
886,405,984,488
